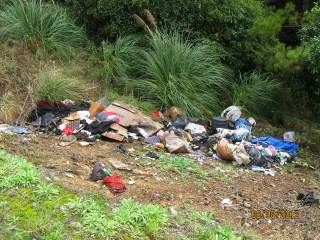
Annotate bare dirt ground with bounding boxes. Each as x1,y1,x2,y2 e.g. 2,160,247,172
1,132,319,240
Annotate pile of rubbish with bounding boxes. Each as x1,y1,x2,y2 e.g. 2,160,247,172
1,99,299,174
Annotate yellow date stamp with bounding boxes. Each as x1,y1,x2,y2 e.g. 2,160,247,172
251,209,300,219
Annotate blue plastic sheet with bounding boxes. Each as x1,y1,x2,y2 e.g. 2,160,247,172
235,118,252,133
251,136,298,155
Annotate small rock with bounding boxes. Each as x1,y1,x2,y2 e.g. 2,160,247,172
132,169,150,176
151,193,162,203
65,172,75,178
221,198,233,208
128,180,135,185
169,207,178,216
244,222,251,227
244,202,251,208
108,158,132,171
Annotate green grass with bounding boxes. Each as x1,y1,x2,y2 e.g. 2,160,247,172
158,155,207,179
35,69,87,102
0,150,40,190
0,0,86,58
0,149,240,239
1,57,16,74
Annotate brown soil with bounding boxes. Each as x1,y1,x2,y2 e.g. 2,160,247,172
1,133,319,240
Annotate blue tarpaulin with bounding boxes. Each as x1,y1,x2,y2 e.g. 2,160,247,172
251,136,299,155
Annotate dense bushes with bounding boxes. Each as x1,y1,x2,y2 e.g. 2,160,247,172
57,0,264,68
0,0,86,58
301,3,320,118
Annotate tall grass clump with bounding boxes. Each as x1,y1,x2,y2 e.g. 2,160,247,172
0,0,86,58
232,72,280,116
36,69,87,102
130,31,231,117
102,36,139,87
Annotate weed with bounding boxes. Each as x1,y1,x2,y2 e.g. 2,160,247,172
34,183,59,199
194,225,241,240
65,197,114,238
112,198,168,239
0,0,86,58
0,150,39,190
35,69,87,102
158,155,207,178
1,58,16,74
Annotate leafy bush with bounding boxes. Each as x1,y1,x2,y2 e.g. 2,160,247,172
301,3,320,118
232,72,280,116
36,69,87,102
130,31,231,117
0,0,86,57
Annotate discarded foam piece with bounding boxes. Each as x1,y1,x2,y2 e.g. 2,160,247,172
184,122,206,135
165,135,190,154
107,158,132,171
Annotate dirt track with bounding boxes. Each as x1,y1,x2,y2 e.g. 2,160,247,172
1,132,319,240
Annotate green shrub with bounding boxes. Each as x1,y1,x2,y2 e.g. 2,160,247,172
232,72,280,116
36,69,87,102
0,0,86,58
130,31,231,117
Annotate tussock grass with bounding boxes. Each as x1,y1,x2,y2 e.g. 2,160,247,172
0,0,86,58
131,31,231,117
232,72,280,116
35,68,87,102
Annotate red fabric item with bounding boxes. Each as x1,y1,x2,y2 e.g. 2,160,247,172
62,124,73,136
38,100,71,110
103,175,126,193
151,111,161,118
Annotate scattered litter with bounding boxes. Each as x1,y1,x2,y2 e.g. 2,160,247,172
165,134,190,154
221,198,233,208
79,141,90,146
0,125,30,134
145,151,159,159
103,175,126,194
128,179,135,185
115,144,128,154
283,131,295,142
145,135,161,144
169,207,178,216
89,162,104,181
221,106,241,122
184,122,206,135
297,192,319,205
